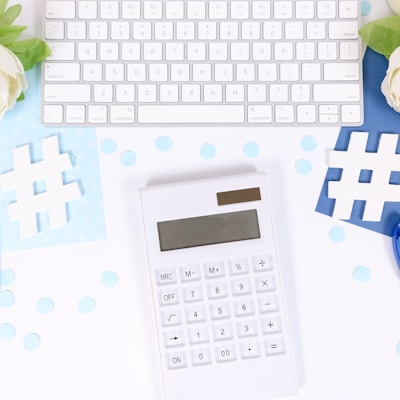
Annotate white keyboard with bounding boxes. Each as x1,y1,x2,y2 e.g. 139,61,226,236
42,0,364,126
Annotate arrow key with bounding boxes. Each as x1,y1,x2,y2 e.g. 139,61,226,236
164,329,185,348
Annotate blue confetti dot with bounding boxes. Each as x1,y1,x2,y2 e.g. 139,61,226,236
301,136,317,152
0,269,15,286
396,342,400,355
200,143,216,159
37,297,55,314
101,271,119,288
155,136,173,152
329,226,346,242
23,333,41,351
0,323,16,341
361,1,371,16
120,150,136,167
243,141,260,158
0,290,15,307
78,296,96,314
100,138,117,155
353,266,371,283
295,159,312,175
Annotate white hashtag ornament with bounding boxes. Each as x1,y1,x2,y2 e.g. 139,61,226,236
328,131,400,222
0,135,81,237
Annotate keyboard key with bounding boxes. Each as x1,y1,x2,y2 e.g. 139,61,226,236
66,105,86,124
185,305,207,323
324,62,359,81
44,84,91,102
328,20,358,39
313,83,360,101
44,63,80,82
46,1,75,19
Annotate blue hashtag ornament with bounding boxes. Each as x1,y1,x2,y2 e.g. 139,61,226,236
316,48,400,237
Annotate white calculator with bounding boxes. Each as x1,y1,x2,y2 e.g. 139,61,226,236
139,172,297,400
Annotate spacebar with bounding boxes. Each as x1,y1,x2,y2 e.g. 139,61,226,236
138,105,245,124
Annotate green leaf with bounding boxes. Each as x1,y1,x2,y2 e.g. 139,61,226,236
0,4,21,25
7,38,51,70
17,92,24,102
359,16,400,59
0,24,25,45
0,0,8,15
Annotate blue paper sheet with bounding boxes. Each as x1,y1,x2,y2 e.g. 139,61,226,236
316,48,400,236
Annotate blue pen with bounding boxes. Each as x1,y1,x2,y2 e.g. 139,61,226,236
392,221,400,270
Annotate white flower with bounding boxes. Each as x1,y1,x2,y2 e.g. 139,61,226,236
381,46,400,112
387,0,400,15
0,44,28,120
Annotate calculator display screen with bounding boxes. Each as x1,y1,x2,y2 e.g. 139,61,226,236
157,209,260,251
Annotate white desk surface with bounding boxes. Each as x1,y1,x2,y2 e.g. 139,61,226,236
1,1,400,399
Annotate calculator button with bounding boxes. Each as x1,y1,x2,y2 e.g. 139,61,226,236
191,348,212,366
255,275,276,292
166,351,188,369
210,302,231,320
188,327,209,344
213,323,234,341
216,345,236,362
252,254,273,272
258,295,279,313
155,267,177,285
240,341,261,359
265,338,285,355
161,309,182,326
228,257,249,275
234,299,255,316
183,285,204,302
164,329,185,347
231,278,252,296
180,264,201,282
159,288,180,306
261,316,282,334
186,305,207,323
236,320,258,338
204,260,225,278
207,281,228,299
